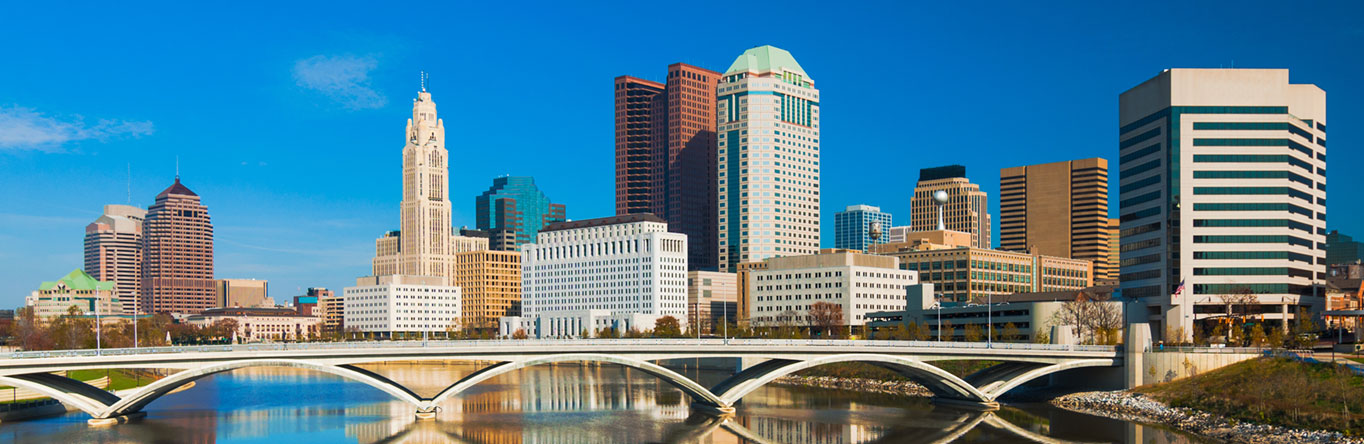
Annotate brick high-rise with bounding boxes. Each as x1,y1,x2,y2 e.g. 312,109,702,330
141,178,215,315
614,63,720,271
999,158,1114,281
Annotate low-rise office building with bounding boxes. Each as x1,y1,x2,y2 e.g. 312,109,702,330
217,278,269,308
187,307,323,342
506,214,688,338
454,249,522,331
866,285,1119,342
688,270,738,331
27,269,126,319
748,249,918,327
872,230,1093,304
317,290,344,334
343,275,461,337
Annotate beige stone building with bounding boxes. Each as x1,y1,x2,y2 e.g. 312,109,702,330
687,271,738,332
84,204,145,315
872,230,1093,303
317,291,344,334
735,261,768,323
187,307,322,342
910,166,991,249
453,250,521,331
27,269,125,319
1000,158,1114,282
748,249,918,327
216,278,269,308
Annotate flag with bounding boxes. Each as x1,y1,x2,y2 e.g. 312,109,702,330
1173,279,1186,303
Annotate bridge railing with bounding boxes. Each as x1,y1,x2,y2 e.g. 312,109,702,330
4,339,1117,360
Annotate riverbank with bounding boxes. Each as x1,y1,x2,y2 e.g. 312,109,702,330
1053,390,1360,444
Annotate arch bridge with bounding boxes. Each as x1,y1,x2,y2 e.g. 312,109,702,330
0,339,1120,425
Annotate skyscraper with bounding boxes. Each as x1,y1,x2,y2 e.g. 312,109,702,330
999,158,1113,281
1327,230,1363,266
910,166,991,249
142,178,215,315
475,176,565,251
717,45,821,271
84,204,146,315
1118,69,1326,339
614,63,721,271
834,205,892,252
372,87,454,283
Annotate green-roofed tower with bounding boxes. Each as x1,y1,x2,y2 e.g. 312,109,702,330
716,45,821,273
27,269,124,319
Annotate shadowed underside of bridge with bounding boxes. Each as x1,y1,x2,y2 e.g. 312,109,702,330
0,352,1115,423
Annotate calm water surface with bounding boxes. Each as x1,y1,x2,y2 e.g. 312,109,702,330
0,361,1205,443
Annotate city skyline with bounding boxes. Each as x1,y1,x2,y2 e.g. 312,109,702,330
2,2,1363,307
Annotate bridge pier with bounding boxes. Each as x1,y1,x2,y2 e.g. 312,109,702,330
414,408,437,420
87,412,146,426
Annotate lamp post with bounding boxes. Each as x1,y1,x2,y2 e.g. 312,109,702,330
936,302,942,341
987,292,992,348
95,298,102,356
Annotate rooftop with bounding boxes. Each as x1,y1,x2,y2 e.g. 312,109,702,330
541,213,667,233
155,177,198,198
39,269,114,292
724,45,808,77
919,165,967,182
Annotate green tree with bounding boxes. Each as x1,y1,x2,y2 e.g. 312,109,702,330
1290,307,1318,349
940,320,955,341
1001,322,1020,342
1248,323,1268,347
1267,326,1286,349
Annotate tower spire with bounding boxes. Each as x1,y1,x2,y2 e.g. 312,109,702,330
420,71,428,92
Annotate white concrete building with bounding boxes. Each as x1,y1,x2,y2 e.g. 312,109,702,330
1119,69,1327,340
343,275,460,337
749,249,918,327
717,45,821,271
507,214,688,337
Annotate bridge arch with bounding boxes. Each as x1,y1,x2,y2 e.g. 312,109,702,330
99,359,425,419
977,358,1114,400
0,374,117,418
711,354,989,405
423,353,727,411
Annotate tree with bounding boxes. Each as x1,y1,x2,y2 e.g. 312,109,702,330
1267,327,1286,349
1052,290,1124,345
964,324,984,342
511,329,529,340
1248,323,1268,347
941,320,955,341
654,316,682,338
808,302,844,338
1001,322,1020,342
14,307,52,351
1291,307,1319,349
213,318,240,343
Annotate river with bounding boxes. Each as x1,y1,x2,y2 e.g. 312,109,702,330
0,361,1206,443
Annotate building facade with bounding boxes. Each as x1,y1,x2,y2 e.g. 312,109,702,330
27,269,124,319
141,178,215,315
453,249,522,331
910,166,991,249
748,250,918,327
1327,230,1363,267
687,270,738,331
1118,69,1326,339
318,291,344,334
510,214,688,337
886,226,914,244
866,285,1120,342
834,205,893,252
717,45,821,271
84,204,146,315
872,231,1093,303
343,275,461,336
475,176,566,252
1000,158,1114,281
187,307,322,342
371,88,456,284
216,278,269,308
613,63,721,271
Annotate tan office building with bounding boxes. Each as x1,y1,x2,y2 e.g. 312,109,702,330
910,165,991,249
999,158,1114,282
453,250,522,331
687,270,738,331
317,291,344,334
216,278,269,308
873,230,1092,303
84,204,146,315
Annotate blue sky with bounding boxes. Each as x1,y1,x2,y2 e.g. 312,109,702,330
1,1,1361,307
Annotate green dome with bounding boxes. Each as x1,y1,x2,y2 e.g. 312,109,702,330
724,45,809,78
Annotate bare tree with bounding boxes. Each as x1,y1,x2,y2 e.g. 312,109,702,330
1052,290,1123,345
808,302,844,338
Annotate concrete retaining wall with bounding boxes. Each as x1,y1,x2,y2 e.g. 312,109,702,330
1134,351,1261,386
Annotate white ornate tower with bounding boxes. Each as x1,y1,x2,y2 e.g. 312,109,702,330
374,82,453,283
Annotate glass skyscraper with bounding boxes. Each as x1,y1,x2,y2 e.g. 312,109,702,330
475,176,566,251
834,205,892,252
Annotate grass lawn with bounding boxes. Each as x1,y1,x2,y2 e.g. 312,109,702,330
1136,357,1364,435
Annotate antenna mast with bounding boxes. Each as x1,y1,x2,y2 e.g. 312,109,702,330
126,163,132,204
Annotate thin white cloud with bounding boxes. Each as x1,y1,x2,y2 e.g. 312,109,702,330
0,106,153,151
293,54,386,110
